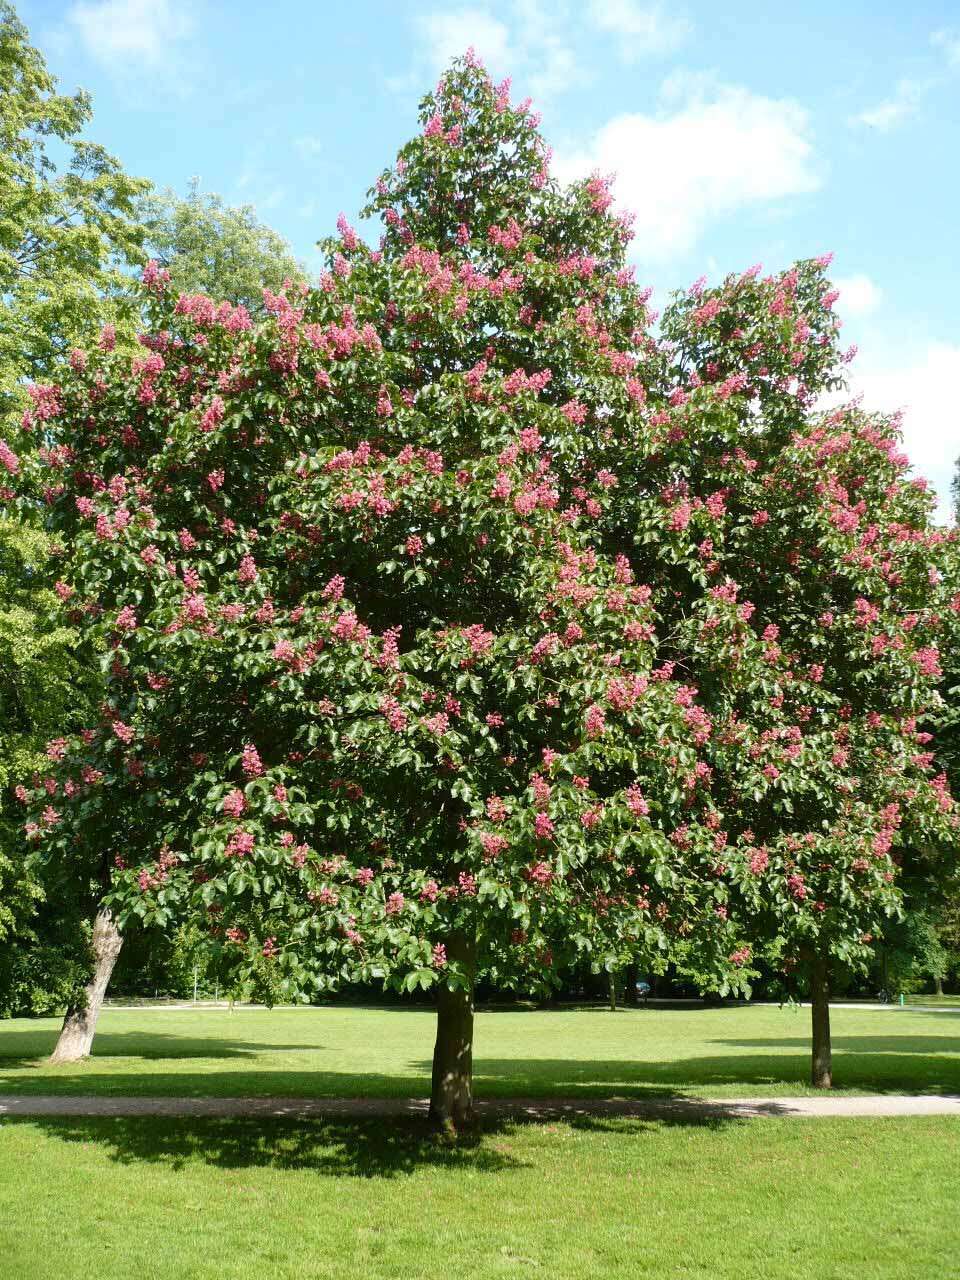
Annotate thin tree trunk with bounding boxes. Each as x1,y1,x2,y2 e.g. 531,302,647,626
429,930,476,1132
49,907,123,1064
810,948,832,1089
934,974,944,997
608,970,618,1011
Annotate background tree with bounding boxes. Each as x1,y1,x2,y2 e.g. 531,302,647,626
137,179,306,311
0,0,144,1027
0,516,98,1015
0,1,148,416
872,906,949,995
929,530,960,993
644,269,959,1086
1,1,308,1037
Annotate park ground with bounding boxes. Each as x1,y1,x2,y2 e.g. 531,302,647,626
1,1002,959,1279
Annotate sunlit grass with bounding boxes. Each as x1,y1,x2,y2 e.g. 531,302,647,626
1,1002,957,1099
1,1113,957,1279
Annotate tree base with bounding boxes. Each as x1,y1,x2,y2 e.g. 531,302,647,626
429,931,476,1137
48,907,122,1064
427,1106,479,1141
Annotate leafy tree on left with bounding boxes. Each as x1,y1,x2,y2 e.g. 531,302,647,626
0,517,101,1014
137,178,306,310
0,0,146,1016
0,1,307,414
0,2,307,1026
0,1,150,415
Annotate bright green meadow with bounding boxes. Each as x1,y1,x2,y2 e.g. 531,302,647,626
2,1114,959,1280
0,1001,958,1098
1,1004,958,1279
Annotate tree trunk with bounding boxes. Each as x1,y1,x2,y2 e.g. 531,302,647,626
608,970,618,1011
934,974,944,997
810,948,832,1089
625,962,638,1007
49,907,123,1064
429,931,476,1132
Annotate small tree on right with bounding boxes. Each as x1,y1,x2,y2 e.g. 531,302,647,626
646,269,960,1085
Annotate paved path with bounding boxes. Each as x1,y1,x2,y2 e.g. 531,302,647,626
2,1093,959,1120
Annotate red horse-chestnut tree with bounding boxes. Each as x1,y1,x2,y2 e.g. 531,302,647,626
7,55,956,1115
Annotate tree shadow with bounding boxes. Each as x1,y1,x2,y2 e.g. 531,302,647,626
0,1070,432,1099
0,1028,326,1071
718,1036,960,1055
3,1023,956,1099
2,1114,513,1176
460,1047,960,1096
3,1108,741,1178
3,1047,956,1100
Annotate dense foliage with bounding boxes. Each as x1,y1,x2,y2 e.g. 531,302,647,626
0,516,98,1013
0,2,316,1017
137,179,306,312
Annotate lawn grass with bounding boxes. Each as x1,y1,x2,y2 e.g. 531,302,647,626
1,1113,957,1279
1,1002,958,1099
905,994,960,1009
2,1006,957,1279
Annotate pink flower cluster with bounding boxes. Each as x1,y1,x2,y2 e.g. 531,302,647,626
222,789,246,818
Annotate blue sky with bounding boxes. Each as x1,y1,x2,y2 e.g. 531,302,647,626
19,0,960,516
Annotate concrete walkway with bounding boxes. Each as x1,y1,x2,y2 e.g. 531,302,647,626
2,1093,959,1120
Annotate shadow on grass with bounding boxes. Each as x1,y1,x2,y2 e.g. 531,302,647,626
717,1036,960,1054
2,1022,957,1099
0,1029,329,1076
2,1110,737,1177
0,1029,326,1061
2,1049,958,1098
462,1050,960,1096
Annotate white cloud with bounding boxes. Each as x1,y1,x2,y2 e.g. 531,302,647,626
554,80,818,261
849,78,930,131
67,0,191,67
932,28,960,68
414,8,513,78
587,0,691,60
849,30,960,134
833,274,883,317
848,343,960,521
411,3,587,99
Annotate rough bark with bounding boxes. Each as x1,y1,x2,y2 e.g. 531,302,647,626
429,931,476,1132
810,948,832,1089
49,907,123,1064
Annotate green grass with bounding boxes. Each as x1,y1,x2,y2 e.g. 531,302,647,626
1,1002,958,1099
2,1006,958,1279
904,994,960,1009
1,1113,958,1279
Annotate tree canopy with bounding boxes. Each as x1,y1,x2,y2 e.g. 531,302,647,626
137,178,306,311
0,0,309,1021
0,515,100,1013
